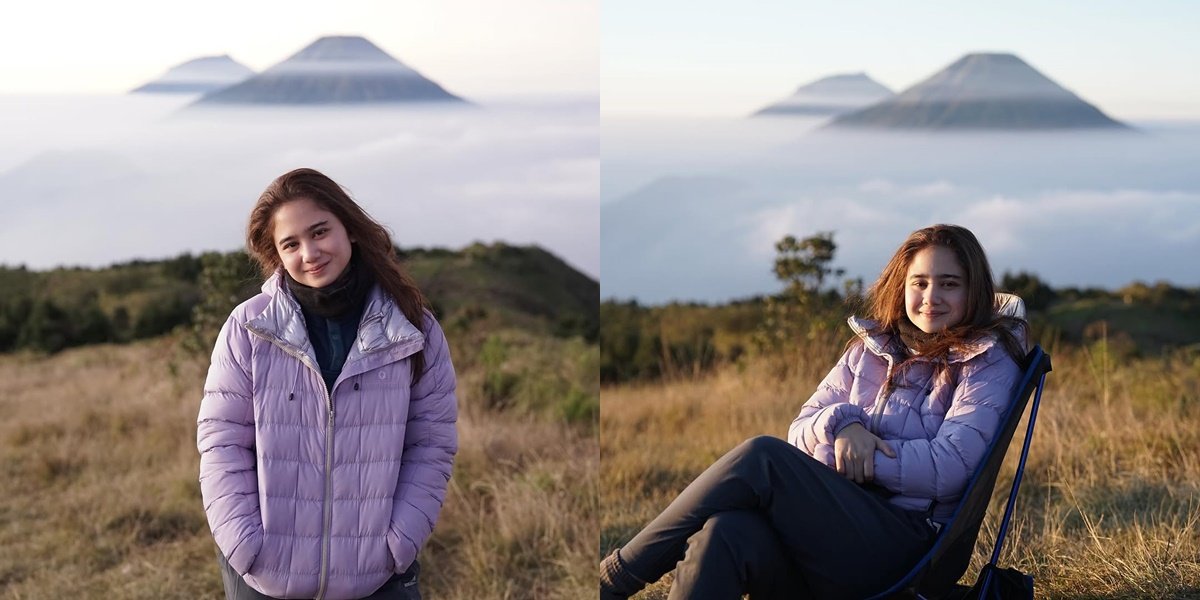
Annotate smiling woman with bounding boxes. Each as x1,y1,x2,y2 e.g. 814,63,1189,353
600,224,1029,599
197,168,458,600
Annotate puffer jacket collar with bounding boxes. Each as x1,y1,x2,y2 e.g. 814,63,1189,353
242,271,425,369
847,316,996,365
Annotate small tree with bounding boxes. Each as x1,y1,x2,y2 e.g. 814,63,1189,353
772,233,845,302
182,251,261,356
756,232,847,371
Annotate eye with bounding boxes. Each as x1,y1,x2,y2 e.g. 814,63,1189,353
281,241,297,251
313,227,328,237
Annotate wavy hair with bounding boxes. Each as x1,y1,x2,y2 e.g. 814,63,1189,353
246,168,429,378
860,224,1027,370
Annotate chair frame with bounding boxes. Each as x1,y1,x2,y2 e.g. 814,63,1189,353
866,344,1052,599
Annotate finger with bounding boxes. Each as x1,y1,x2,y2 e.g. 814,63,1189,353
851,459,863,484
864,455,874,482
878,439,896,458
835,452,845,475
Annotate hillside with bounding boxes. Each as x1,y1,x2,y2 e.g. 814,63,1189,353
0,242,598,354
602,341,1200,598
600,275,1200,385
0,324,597,597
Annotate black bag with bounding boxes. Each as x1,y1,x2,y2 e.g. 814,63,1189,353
960,564,1034,600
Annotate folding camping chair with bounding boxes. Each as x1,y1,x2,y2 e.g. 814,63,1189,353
867,295,1053,599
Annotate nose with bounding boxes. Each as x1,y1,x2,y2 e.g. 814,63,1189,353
924,286,941,306
299,240,322,263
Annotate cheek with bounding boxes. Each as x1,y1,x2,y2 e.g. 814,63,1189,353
950,291,968,314
278,253,300,275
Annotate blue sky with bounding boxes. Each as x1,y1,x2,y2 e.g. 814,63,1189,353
603,1,1200,118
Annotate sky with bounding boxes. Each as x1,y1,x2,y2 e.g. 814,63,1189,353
0,0,598,97
603,0,1200,119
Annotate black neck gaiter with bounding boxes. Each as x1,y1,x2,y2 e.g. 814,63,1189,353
896,318,938,356
283,251,374,319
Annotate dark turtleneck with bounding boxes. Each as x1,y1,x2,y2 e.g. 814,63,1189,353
285,252,374,391
896,318,938,357
284,252,374,319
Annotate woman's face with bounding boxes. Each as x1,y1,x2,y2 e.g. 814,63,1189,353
271,197,353,288
904,245,967,333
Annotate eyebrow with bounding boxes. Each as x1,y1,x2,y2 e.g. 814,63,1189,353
908,273,963,280
276,220,329,246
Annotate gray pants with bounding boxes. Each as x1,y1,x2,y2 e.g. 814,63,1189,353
613,436,938,599
216,549,421,600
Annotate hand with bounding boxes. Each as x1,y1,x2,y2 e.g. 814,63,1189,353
833,423,896,484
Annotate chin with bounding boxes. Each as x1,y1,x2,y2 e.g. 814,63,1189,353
305,274,336,288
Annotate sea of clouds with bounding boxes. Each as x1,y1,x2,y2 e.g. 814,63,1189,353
0,93,598,278
602,116,1200,303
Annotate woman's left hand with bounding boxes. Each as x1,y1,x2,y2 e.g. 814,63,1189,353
833,423,896,484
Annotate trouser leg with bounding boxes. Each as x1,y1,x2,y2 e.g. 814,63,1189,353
215,548,421,600
613,435,937,599
216,548,274,600
668,510,807,600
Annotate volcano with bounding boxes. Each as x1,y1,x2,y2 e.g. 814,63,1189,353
191,36,466,105
829,53,1127,130
753,73,893,117
131,55,254,94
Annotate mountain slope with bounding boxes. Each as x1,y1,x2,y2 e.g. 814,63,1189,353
192,36,465,105
830,53,1127,130
754,73,893,117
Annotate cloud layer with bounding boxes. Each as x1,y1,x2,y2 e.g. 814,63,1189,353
0,94,598,278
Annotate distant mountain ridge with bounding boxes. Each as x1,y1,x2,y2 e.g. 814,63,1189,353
131,55,254,94
754,73,893,117
830,53,1127,130
192,35,466,106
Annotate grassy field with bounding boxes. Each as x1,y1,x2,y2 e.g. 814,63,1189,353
0,332,597,599
600,335,1200,599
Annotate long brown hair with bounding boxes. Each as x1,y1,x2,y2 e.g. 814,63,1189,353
859,224,1027,369
246,168,429,378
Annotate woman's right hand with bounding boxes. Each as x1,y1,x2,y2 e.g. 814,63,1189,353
833,423,896,484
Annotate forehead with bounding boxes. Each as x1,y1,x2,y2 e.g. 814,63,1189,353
906,245,963,277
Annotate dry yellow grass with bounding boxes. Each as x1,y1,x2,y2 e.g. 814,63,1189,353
600,341,1200,599
0,334,596,599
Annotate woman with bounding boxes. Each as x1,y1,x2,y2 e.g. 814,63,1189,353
600,224,1027,599
197,168,458,600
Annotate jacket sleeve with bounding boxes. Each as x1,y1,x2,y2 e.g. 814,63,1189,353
197,314,263,575
787,343,869,457
387,313,459,573
871,349,1022,502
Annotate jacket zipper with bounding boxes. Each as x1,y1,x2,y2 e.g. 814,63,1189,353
315,376,334,600
244,327,337,600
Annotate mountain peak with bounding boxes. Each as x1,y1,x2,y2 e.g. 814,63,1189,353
829,52,1128,130
131,55,254,95
284,35,400,63
190,35,465,106
754,72,893,117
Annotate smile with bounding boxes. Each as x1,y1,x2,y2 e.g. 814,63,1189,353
306,263,328,274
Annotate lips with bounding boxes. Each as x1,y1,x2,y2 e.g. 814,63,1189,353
306,262,329,275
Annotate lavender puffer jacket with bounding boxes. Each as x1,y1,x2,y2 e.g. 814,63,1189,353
197,272,458,599
788,317,1022,523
